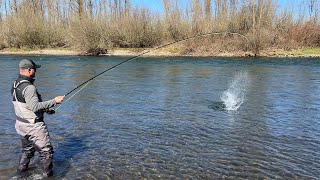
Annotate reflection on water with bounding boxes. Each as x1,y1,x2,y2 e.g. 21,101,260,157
0,56,320,179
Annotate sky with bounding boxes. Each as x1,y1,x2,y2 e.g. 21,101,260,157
130,0,296,13
0,0,309,17
130,0,164,13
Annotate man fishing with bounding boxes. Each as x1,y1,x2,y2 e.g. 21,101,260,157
11,59,64,177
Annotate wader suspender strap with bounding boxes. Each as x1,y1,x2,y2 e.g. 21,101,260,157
13,80,44,123
12,80,30,102
13,80,32,123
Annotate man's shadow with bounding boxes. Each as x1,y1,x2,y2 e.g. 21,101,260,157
52,135,88,178
7,135,87,180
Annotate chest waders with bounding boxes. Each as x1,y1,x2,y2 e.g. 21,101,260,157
12,79,54,177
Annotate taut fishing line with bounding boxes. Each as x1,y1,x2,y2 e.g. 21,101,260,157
55,32,248,112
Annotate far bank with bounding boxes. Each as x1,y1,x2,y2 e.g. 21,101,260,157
0,48,320,58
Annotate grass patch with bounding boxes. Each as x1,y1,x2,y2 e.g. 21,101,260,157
285,48,320,55
111,47,146,53
3,47,33,52
297,48,320,54
3,47,74,52
166,46,181,53
159,44,182,54
271,48,320,56
111,47,180,54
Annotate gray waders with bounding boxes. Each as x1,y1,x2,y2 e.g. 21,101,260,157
12,78,55,177
16,120,54,177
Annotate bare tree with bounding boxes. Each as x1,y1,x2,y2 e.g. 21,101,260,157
163,0,170,18
102,0,107,17
125,0,130,15
230,0,238,18
12,0,18,13
205,0,212,19
0,0,2,21
108,0,113,18
47,0,54,24
307,0,319,22
88,0,94,17
114,0,118,16
78,0,84,17
4,0,8,16
191,0,203,33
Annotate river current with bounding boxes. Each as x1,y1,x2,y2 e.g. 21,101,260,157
0,55,319,179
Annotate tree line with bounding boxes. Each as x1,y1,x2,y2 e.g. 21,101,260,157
0,0,319,55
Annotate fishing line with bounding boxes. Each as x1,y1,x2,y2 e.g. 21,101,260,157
55,82,91,111
56,32,248,111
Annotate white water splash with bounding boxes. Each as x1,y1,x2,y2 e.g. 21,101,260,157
10,173,43,180
221,71,250,111
30,174,44,180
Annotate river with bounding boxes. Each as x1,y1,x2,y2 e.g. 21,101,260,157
0,55,319,179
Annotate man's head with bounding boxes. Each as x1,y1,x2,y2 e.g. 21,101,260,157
19,59,41,78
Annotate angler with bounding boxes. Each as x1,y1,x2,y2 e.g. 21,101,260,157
11,59,64,177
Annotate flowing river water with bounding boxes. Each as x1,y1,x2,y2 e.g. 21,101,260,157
0,55,319,179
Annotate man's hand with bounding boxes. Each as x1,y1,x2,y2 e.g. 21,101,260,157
45,108,56,114
54,96,65,104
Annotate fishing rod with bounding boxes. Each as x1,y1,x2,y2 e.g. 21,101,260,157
53,32,248,112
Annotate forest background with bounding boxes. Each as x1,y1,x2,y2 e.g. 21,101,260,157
0,0,319,56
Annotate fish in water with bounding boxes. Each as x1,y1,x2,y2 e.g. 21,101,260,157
208,101,226,111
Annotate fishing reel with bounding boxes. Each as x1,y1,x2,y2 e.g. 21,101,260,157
44,108,56,114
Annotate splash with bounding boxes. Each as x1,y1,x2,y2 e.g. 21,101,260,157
221,71,250,111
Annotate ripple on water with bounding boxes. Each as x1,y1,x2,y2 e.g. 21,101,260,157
1,57,320,179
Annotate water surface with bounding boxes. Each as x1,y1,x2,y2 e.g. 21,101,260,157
0,55,319,179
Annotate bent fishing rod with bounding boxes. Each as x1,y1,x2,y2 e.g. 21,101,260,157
54,32,248,112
